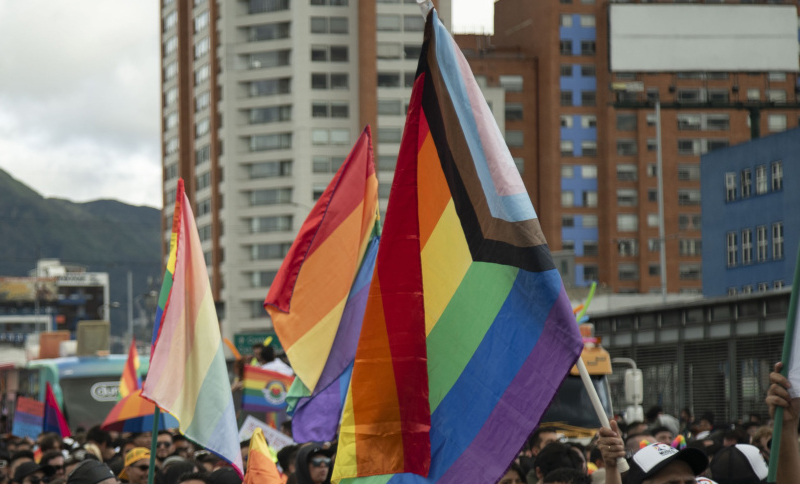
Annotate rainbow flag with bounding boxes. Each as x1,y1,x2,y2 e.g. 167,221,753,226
43,382,70,438
244,428,283,484
119,339,141,399
264,127,379,439
332,10,583,484
142,179,243,476
242,365,295,413
101,389,179,432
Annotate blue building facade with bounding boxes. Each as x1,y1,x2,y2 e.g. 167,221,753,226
559,13,597,286
701,127,800,297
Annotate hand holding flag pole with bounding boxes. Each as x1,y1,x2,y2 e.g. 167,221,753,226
574,283,629,473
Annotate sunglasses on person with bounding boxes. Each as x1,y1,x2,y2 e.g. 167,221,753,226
132,465,150,472
156,442,172,448
310,457,331,468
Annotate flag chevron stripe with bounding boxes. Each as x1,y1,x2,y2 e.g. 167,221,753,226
421,62,555,273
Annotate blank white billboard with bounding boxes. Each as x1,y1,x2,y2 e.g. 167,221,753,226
610,5,799,72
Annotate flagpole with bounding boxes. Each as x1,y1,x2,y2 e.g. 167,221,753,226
147,406,161,484
766,241,800,482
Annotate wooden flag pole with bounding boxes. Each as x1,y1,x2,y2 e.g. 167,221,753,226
766,241,800,482
147,406,161,484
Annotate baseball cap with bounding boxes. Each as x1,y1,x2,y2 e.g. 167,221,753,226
67,460,116,484
708,444,768,484
696,478,719,484
118,448,150,481
627,443,709,484
13,462,56,483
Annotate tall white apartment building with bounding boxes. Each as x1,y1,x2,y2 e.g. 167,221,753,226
160,0,451,339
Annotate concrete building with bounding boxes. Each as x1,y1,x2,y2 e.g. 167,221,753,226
456,0,800,294
701,127,799,297
160,0,454,338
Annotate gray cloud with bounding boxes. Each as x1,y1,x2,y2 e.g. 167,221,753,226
0,0,161,207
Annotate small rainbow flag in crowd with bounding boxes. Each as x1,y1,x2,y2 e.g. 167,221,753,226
242,365,295,413
244,428,283,484
332,9,583,484
143,179,243,476
101,389,179,432
119,339,141,399
43,382,70,438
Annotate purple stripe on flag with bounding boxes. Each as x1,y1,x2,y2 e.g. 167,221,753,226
292,376,343,442
437,289,582,484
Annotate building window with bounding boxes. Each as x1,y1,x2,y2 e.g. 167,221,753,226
767,89,787,103
560,64,573,77
727,232,737,267
561,165,574,178
706,114,730,131
506,131,524,148
741,229,753,264
617,164,637,182
562,215,575,228
195,118,210,137
165,138,179,156
754,165,768,195
648,264,660,277
249,50,291,68
618,239,638,257
378,72,401,88
196,146,210,166
647,189,658,202
679,264,701,281
250,133,292,151
250,21,291,41
251,271,278,288
775,280,785,289
772,161,783,191
164,11,178,32
251,243,292,261
377,14,401,31
560,14,573,27
708,90,729,103
579,15,595,27
376,42,402,59
580,41,596,55
560,91,573,106
580,165,597,179
581,141,597,157
768,114,787,132
617,189,638,207
583,190,598,207
757,225,768,262
677,139,699,155
561,140,574,157
617,214,638,232
560,115,573,128
561,191,574,208
618,264,639,281
742,285,753,294
250,0,290,12
580,65,595,77
677,164,700,181
499,75,523,92
581,91,596,106
728,287,738,296
581,115,597,128
250,215,292,233
562,240,575,251
616,113,636,131
377,128,401,144
679,239,702,256
404,44,422,60
725,172,737,202
583,240,598,257
647,213,659,228
248,160,292,179
378,99,402,116
758,282,769,292
678,214,701,231
505,103,523,121
773,222,784,259
677,89,702,103
583,265,599,281
677,114,701,131
617,140,637,156
741,169,752,198
250,105,292,124
194,37,210,59
403,15,425,31
746,88,760,101
249,188,292,206
678,189,700,206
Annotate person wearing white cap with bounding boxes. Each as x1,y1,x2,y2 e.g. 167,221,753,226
596,420,708,484
765,362,800,484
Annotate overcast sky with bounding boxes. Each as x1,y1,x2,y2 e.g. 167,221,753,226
0,0,493,209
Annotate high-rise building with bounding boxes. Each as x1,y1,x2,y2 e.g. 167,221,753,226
457,0,800,295
160,0,451,339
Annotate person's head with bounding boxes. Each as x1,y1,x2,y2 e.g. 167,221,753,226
498,463,525,484
295,444,331,484
12,443,30,454
261,345,275,364
12,462,55,484
708,444,768,484
534,443,583,482
85,428,113,461
130,434,151,449
588,447,603,469
119,448,151,484
251,344,263,362
280,420,292,438
65,460,116,484
172,436,194,460
193,452,220,473
9,452,35,479
626,421,648,438
747,414,761,425
542,468,591,484
651,426,673,445
161,460,198,484
0,450,10,482
626,443,708,484
698,413,715,432
722,429,747,447
64,450,99,477
40,451,66,479
156,432,174,461
680,408,692,423
645,406,663,423
177,472,211,484
38,434,62,454
276,445,299,475
207,468,241,484
528,427,561,457
626,434,656,455
239,440,250,470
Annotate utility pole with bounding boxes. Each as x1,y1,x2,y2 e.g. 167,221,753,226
127,271,133,347
655,100,667,304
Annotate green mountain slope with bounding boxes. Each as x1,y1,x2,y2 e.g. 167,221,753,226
0,168,162,340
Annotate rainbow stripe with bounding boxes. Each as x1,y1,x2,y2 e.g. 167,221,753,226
244,428,283,484
101,388,179,432
332,11,583,484
119,339,141,399
242,365,295,413
143,179,243,476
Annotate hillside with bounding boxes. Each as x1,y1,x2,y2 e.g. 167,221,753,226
0,168,162,339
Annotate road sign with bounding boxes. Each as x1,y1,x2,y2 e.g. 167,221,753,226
234,332,282,356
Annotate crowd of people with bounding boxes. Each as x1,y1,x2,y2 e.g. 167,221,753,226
1,361,798,484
